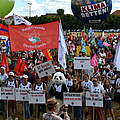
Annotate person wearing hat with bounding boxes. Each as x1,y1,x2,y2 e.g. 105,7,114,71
43,98,70,120
19,74,32,120
5,71,18,119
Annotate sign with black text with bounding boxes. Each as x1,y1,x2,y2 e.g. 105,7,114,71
28,91,46,104
63,92,82,106
15,88,29,101
85,92,103,107
74,57,91,70
34,61,56,78
1,87,15,100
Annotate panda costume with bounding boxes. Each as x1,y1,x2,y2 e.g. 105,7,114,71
49,72,68,106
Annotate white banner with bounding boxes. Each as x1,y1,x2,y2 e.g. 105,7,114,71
63,92,82,106
1,87,15,100
15,88,29,101
28,91,46,104
85,92,103,107
74,57,91,70
34,61,56,78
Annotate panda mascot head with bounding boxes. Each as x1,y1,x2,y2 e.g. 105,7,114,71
52,72,66,85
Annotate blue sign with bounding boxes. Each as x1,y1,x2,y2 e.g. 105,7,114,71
71,0,112,24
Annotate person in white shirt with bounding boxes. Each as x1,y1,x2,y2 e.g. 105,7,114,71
19,75,32,120
90,77,105,120
33,75,48,119
0,67,8,86
81,74,93,92
0,67,8,115
6,72,18,119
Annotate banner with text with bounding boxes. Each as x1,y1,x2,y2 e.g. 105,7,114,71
9,21,59,51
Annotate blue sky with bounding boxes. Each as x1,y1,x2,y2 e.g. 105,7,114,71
8,0,120,17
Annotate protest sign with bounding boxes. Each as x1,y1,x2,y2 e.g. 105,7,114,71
34,61,55,78
85,92,103,107
15,88,29,101
28,91,46,104
1,87,15,100
63,92,82,106
74,57,91,70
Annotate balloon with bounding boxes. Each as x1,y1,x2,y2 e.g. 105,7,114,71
71,0,112,24
0,0,15,18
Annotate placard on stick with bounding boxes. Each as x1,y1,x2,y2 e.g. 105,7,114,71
74,57,91,70
16,88,29,101
63,92,82,106
1,87,15,100
28,91,46,104
85,92,103,107
34,61,56,78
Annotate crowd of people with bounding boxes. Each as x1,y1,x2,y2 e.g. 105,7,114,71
0,30,120,120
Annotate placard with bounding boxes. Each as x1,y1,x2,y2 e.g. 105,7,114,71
1,87,15,100
34,61,56,78
85,92,103,107
74,57,91,70
28,91,46,104
15,88,29,101
63,92,82,106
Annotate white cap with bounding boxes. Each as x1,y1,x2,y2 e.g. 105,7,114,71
22,75,28,79
9,72,14,76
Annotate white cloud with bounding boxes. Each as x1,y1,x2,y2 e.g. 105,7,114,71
8,0,120,17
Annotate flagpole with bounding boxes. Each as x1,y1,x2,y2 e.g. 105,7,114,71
28,2,32,17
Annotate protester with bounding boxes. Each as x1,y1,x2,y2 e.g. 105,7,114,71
6,71,18,119
19,75,32,120
90,77,105,120
43,98,70,120
104,80,115,120
33,75,48,119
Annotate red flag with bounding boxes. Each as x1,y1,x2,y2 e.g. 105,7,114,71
19,59,28,74
42,49,53,61
0,24,9,36
1,53,9,72
8,21,59,52
14,57,22,75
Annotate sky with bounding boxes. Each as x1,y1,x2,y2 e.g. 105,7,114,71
8,0,120,17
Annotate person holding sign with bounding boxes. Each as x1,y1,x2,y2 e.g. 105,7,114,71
33,74,48,119
43,98,70,120
90,77,105,120
5,71,18,119
0,67,8,115
19,75,32,120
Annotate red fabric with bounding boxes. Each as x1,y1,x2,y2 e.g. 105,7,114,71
19,60,28,74
1,53,9,72
8,21,59,52
42,49,53,61
14,57,22,75
0,24,9,36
